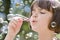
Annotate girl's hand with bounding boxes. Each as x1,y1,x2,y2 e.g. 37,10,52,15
4,17,23,40
8,17,23,37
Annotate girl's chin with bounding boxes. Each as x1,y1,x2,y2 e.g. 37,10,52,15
31,24,39,27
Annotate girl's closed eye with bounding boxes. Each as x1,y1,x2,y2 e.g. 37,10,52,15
40,12,46,14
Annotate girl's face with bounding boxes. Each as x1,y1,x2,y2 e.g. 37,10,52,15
30,4,53,30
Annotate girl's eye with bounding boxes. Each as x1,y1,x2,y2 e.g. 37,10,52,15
40,12,45,14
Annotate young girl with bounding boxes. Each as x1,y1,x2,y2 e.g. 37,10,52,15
4,0,60,40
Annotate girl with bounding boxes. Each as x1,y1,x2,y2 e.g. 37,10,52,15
5,0,60,40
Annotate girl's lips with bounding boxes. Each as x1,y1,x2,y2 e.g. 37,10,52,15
32,20,37,22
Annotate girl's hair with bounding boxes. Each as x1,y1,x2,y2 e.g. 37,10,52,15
31,0,60,33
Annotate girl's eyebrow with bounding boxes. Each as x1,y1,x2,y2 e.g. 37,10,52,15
38,8,43,12
39,8,42,11
32,5,42,12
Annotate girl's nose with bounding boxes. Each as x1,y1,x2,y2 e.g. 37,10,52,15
34,15,37,18
33,14,38,18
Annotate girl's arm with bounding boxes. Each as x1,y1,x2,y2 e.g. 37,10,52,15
4,33,16,40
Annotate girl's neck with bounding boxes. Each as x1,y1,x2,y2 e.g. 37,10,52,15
38,25,54,40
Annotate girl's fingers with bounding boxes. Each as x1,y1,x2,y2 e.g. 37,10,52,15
17,18,23,26
9,22,16,32
8,18,23,31
15,18,23,29
8,19,17,28
8,18,23,36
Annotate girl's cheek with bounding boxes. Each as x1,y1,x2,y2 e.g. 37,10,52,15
30,16,33,21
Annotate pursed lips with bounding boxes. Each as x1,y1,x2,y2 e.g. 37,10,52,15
30,18,38,23
32,20,37,23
